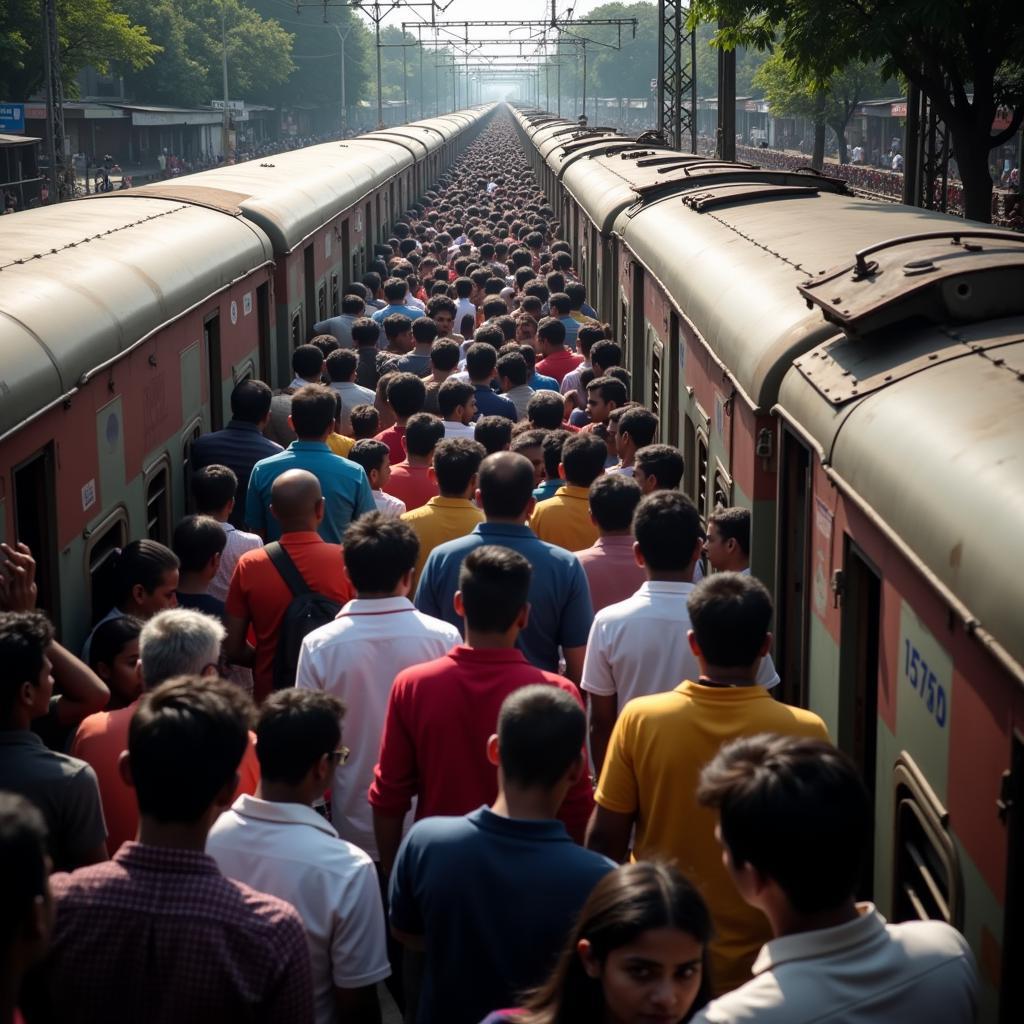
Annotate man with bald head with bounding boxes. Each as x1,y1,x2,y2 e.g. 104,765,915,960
226,469,355,700
414,452,593,681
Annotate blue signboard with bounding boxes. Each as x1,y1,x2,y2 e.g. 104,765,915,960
0,103,26,133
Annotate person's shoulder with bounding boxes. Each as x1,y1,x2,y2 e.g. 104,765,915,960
886,917,974,961
592,590,643,625
226,875,309,942
49,858,124,901
403,812,477,849
426,530,480,562
393,650,456,687
757,694,828,735
235,544,270,570
410,609,463,640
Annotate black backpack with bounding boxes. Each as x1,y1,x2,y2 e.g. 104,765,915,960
265,541,343,690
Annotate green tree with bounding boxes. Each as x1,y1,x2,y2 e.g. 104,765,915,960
0,0,157,99
691,0,1024,221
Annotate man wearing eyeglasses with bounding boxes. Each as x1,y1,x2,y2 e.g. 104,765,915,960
207,689,390,1024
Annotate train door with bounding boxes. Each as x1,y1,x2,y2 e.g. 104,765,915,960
588,226,599,318
12,445,59,627
838,538,881,896
364,203,373,268
341,220,352,293
646,326,663,427
629,263,645,387
776,426,811,707
256,283,271,383
203,312,223,431
303,243,315,340
375,195,382,244
1001,731,1024,1022
665,312,681,446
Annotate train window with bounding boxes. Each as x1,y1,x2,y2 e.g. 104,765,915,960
317,283,327,323
181,418,202,510
303,245,315,337
12,445,59,625
696,431,709,516
619,294,628,347
713,462,732,509
232,360,254,385
892,754,963,928
341,221,351,290
649,333,662,419
85,508,128,626
203,312,223,431
330,273,340,317
143,457,172,545
291,309,302,348
682,417,696,502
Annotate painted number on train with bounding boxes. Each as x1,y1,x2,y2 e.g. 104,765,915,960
903,639,947,727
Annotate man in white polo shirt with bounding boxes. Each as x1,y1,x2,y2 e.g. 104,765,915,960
694,734,977,1022
207,689,390,1024
582,491,779,774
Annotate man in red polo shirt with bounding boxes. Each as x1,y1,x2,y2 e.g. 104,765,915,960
535,317,584,386
369,545,594,873
382,413,444,513
225,469,353,701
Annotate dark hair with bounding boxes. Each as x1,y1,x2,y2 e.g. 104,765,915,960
383,277,407,303
545,272,566,295
577,324,605,356
341,293,366,315
351,318,381,348
437,379,474,419
496,351,529,388
326,348,358,383
0,611,54,712
290,384,337,438
548,292,572,316
498,685,585,789
466,343,498,381
229,379,272,423
474,416,513,455
541,429,572,479
458,545,532,632
560,433,607,488
633,491,701,572
386,373,426,418
606,366,631,398
687,573,773,667
537,317,566,347
426,295,457,319
404,412,445,456
511,428,548,455
590,340,622,372
350,404,380,440
586,376,628,407
111,540,179,607
434,438,485,495
0,793,49,949
564,282,588,308
292,344,325,380
516,863,712,1024
617,407,658,450
349,439,390,477
412,317,438,344
129,676,252,823
429,338,461,372
383,313,413,341
473,323,505,349
362,270,382,294
191,464,237,514
256,689,345,785
709,506,751,557
172,515,227,574
482,298,508,321
699,735,869,914
88,615,143,674
528,391,565,430
454,276,474,298
634,444,684,490
310,334,339,362
589,474,642,532
478,452,536,519
343,512,419,592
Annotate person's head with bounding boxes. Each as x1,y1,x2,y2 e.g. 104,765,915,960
289,384,337,440
403,412,445,464
292,344,325,382
411,316,438,349
687,573,773,675
426,339,459,379
564,281,589,312
590,339,622,376
0,612,54,726
351,317,381,349
699,734,871,921
528,390,566,430
633,491,703,581
520,862,712,1024
455,545,531,637
616,407,658,463
510,428,548,486
382,313,414,352
362,270,382,297
190,464,238,520
325,347,358,384
138,607,225,690
464,343,497,385
431,438,486,498
88,615,143,706
270,468,324,533
586,377,628,425
349,439,391,490
496,350,529,393
341,293,365,316
634,445,685,494
545,271,566,296
383,277,407,304
589,474,643,536
426,295,457,336
520,296,544,321
386,372,426,422
109,540,180,617
548,292,572,317
537,316,567,354
474,415,513,455
342,512,419,596
439,377,478,423
705,506,751,573
515,313,539,343
309,334,339,364
229,379,273,426
349,403,380,440
0,793,52,978
125,676,252,828
559,433,607,489
477,451,536,521
171,515,226,582
541,429,572,483
454,276,474,299
577,324,605,361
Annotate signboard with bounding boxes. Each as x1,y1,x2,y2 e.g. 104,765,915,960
650,78,657,91
891,102,908,117
0,102,25,133
211,99,245,112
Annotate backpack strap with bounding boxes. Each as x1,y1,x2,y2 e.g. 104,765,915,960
265,541,312,598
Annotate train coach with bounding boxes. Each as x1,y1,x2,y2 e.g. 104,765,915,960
0,105,493,648
512,105,1024,1022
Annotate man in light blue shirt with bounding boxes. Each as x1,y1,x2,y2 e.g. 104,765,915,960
371,278,424,324
246,384,375,543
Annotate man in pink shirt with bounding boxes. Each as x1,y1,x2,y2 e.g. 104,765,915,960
573,474,646,613
374,373,426,466
535,317,583,386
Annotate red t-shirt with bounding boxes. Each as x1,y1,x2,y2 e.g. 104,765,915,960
536,348,585,385
383,462,438,512
225,531,354,700
369,645,594,841
373,424,406,466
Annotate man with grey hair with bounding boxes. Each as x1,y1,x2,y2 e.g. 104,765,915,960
71,608,259,855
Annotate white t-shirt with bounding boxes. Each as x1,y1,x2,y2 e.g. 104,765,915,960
374,489,407,518
295,596,461,859
455,298,476,331
207,796,391,1024
443,420,478,440
210,522,263,603
581,580,779,709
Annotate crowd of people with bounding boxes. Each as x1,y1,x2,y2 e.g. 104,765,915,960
0,112,979,1024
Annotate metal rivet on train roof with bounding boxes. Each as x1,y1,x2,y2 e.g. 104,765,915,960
928,353,938,360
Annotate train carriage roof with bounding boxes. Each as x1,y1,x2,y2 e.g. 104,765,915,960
0,197,273,439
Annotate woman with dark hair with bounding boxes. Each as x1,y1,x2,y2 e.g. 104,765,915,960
482,862,712,1024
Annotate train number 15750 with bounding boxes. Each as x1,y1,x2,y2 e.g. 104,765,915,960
903,639,948,728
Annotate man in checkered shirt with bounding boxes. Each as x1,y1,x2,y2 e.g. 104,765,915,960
22,677,314,1024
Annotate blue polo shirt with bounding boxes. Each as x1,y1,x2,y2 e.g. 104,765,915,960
390,807,614,1024
532,479,562,503
371,303,424,324
472,384,517,421
414,522,593,669
528,371,560,393
245,440,375,543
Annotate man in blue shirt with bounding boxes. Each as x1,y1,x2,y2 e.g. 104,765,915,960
389,685,613,1024
370,277,425,324
245,384,375,543
465,344,517,421
549,292,585,351
414,451,593,681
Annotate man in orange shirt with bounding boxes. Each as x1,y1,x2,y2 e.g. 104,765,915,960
382,413,445,513
225,469,354,701
72,607,260,855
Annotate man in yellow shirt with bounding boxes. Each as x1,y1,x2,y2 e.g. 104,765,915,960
401,437,486,583
585,573,829,996
528,433,605,551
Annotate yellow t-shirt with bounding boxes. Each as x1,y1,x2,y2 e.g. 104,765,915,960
401,496,484,583
596,680,829,995
529,484,598,552
327,433,355,458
